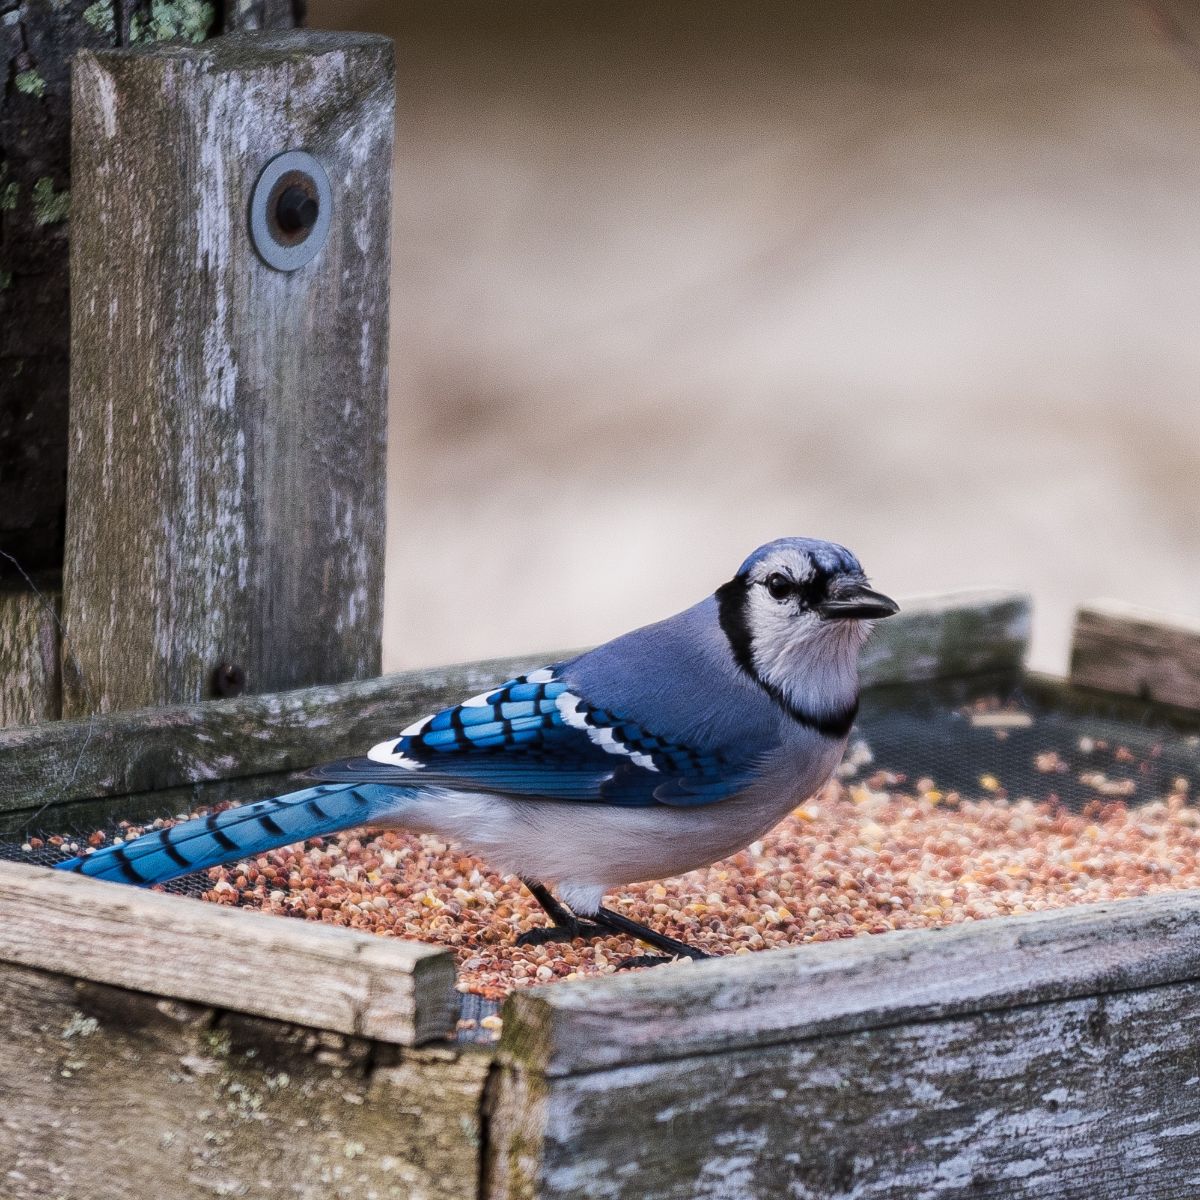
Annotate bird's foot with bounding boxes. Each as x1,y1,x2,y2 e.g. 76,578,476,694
615,946,711,970
517,882,715,965
615,953,674,970
592,905,713,964
516,917,607,948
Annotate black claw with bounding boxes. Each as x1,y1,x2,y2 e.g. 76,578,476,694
520,878,609,945
516,918,606,947
515,926,572,948
615,954,675,970
592,906,713,962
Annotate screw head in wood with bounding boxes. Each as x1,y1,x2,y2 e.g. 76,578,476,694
276,186,319,233
250,150,332,272
213,663,247,699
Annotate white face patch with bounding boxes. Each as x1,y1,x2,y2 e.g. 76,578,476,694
741,548,869,720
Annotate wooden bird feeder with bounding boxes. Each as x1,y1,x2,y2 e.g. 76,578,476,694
5,585,1200,1199
3,17,1200,1200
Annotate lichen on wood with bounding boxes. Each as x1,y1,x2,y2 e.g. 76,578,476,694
30,175,68,225
130,1,216,44
14,69,45,97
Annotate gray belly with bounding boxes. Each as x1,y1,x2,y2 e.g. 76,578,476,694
392,734,846,900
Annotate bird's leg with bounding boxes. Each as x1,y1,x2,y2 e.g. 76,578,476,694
591,906,712,969
517,881,713,968
516,878,607,947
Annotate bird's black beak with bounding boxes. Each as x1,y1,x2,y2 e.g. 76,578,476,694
818,584,900,621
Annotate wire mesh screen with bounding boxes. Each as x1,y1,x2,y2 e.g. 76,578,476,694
850,684,1200,809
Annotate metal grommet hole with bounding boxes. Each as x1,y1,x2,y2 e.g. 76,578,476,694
250,150,332,272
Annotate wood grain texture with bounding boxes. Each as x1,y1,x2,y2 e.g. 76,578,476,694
859,587,1031,685
0,589,1025,813
1070,599,1200,711
0,963,488,1200
500,889,1200,1076
487,979,1200,1200
0,582,60,727
0,860,456,1044
0,649,563,813
64,32,393,716
0,1,302,575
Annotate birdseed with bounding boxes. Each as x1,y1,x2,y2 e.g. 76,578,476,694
82,765,1200,1004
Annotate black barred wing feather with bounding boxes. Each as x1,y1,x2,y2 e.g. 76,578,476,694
311,668,751,808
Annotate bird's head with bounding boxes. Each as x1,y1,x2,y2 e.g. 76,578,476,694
716,538,898,722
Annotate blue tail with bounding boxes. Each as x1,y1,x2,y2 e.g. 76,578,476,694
54,783,402,886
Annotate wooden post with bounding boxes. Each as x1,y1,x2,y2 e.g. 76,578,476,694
0,2,302,576
64,31,394,716
0,579,60,728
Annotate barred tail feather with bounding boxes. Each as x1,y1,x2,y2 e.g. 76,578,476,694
54,783,404,886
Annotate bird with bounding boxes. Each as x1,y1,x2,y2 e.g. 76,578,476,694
57,537,897,967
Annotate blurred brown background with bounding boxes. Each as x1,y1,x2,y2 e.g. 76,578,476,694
308,0,1200,675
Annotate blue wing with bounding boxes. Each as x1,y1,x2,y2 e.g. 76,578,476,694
311,668,752,808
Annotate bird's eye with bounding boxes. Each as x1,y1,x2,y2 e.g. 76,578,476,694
764,572,792,601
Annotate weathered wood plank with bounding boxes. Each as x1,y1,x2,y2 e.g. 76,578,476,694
0,962,488,1200
1070,599,1200,712
0,582,60,727
0,649,558,813
1022,668,1200,734
64,31,393,716
859,587,1031,685
0,589,1026,813
500,889,1200,1077
0,860,456,1045
487,979,1200,1200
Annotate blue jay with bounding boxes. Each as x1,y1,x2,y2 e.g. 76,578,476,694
58,538,897,966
